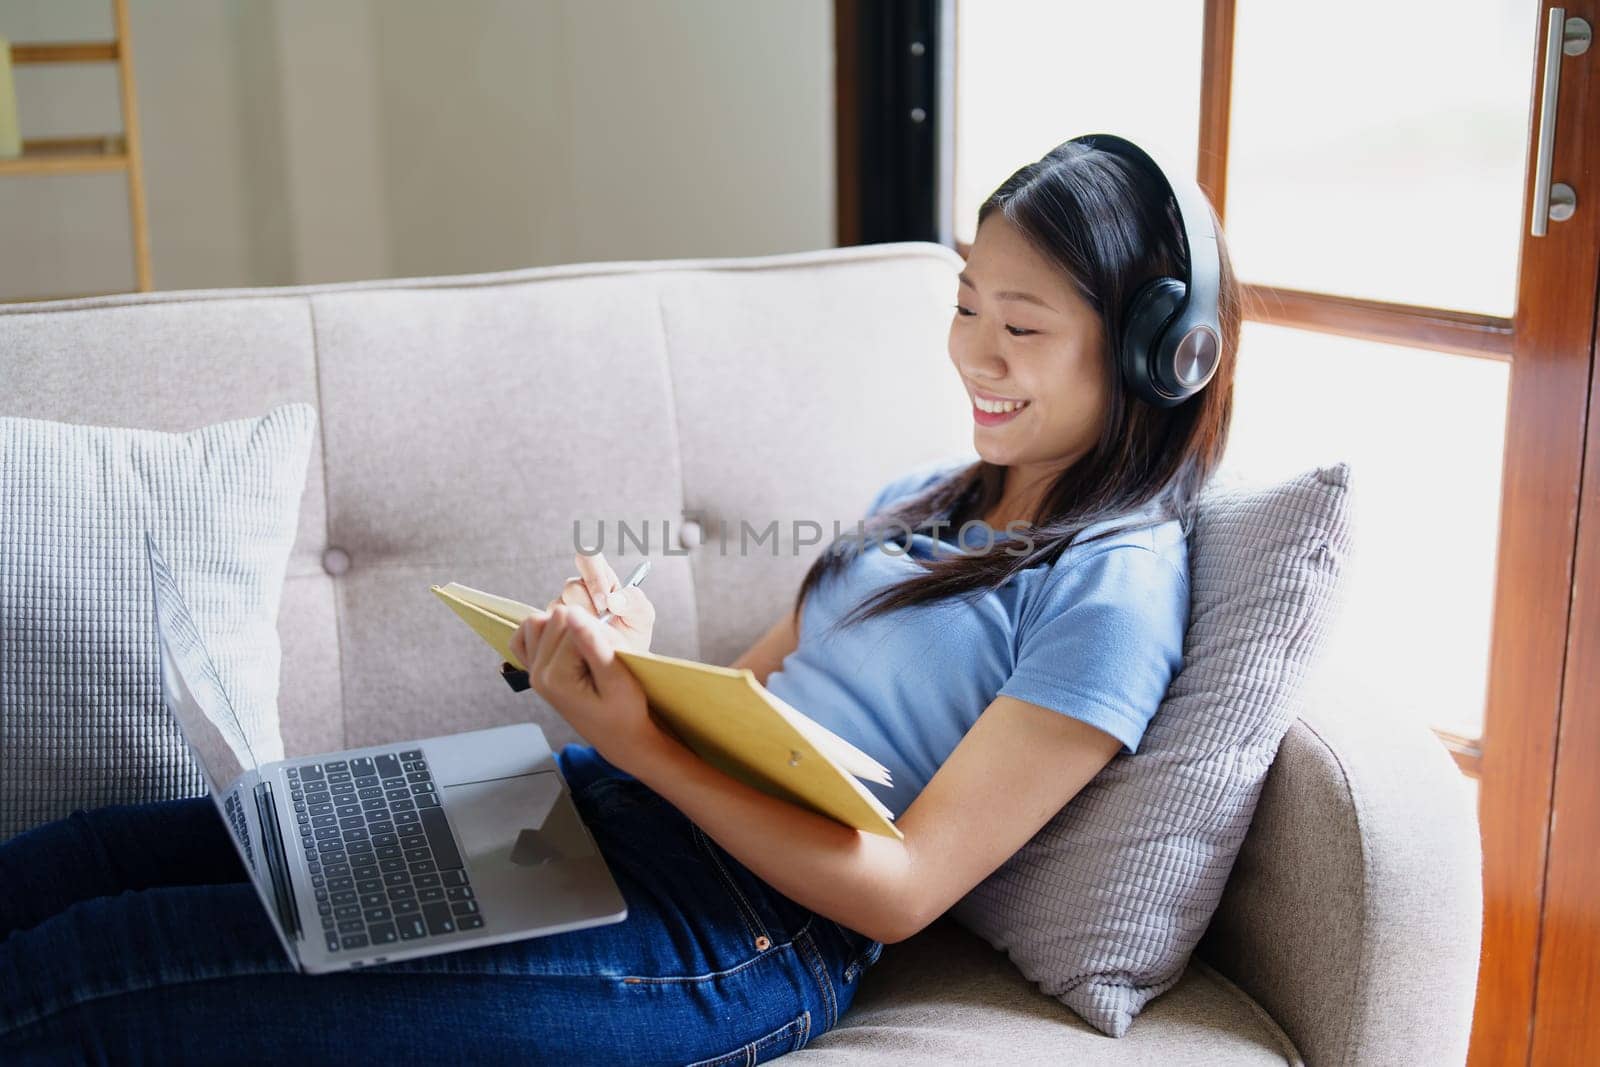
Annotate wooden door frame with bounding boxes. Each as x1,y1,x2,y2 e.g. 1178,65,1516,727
1474,2,1599,1062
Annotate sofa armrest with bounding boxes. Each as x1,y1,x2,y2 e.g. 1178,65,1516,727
1197,688,1483,1066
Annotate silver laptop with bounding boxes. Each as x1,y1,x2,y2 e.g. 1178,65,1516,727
144,531,628,973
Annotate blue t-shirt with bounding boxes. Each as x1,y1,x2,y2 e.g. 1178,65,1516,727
763,457,1190,819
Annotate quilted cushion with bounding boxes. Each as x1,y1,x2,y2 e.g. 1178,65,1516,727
948,461,1353,1037
0,403,316,838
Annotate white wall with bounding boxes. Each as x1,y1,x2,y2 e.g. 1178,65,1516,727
0,0,835,299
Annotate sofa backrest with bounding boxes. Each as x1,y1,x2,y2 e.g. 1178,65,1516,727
0,243,972,757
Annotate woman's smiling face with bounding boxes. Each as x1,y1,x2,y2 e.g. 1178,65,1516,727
948,212,1111,487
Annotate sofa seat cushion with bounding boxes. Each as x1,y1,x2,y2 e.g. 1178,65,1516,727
800,918,1300,1065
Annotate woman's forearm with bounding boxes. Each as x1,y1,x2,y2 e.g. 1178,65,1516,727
621,727,920,945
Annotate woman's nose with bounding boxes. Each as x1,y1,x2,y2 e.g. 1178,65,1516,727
950,337,1005,378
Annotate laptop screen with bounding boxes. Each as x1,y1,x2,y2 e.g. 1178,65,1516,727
144,532,302,963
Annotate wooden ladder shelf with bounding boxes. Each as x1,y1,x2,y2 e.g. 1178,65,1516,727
1,0,152,294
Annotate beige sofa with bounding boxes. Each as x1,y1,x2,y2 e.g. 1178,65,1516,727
1,241,1482,1064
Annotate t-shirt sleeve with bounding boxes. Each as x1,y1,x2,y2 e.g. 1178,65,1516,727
996,545,1189,754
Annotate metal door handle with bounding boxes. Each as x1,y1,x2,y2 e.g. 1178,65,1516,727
1531,8,1591,236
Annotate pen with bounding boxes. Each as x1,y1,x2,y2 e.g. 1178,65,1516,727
501,559,652,692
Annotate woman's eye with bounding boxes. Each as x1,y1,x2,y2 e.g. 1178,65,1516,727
952,304,1034,337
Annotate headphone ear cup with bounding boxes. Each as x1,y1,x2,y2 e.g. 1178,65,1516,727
1119,277,1186,406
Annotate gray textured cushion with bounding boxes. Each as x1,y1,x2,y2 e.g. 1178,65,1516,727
948,462,1353,1037
0,403,316,838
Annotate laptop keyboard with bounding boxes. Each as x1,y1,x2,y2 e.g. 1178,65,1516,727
288,749,484,954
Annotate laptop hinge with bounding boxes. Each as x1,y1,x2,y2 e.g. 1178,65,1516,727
254,779,303,943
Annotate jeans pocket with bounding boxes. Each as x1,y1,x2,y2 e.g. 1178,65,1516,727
688,822,777,953
684,1010,812,1066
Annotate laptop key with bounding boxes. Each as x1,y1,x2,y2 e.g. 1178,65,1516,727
410,860,437,876
359,893,386,909
392,897,421,914
446,886,474,902
376,754,402,778
456,914,484,931
325,934,341,952
398,915,427,940
450,900,479,917
335,905,362,920
357,878,383,894
414,872,441,888
337,918,364,934
328,877,354,892
369,922,398,945
341,934,369,950
423,903,456,935
416,793,441,809
364,906,392,922
400,750,422,762
332,891,357,906
441,870,468,887
418,887,446,904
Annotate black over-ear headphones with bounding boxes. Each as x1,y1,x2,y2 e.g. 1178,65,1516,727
1066,133,1223,409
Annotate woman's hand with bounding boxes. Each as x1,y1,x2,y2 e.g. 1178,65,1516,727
546,551,656,655
509,602,666,776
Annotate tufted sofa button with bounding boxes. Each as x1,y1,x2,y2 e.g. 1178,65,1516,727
321,546,351,576
678,519,703,551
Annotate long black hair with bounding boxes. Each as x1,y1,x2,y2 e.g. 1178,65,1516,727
793,137,1242,634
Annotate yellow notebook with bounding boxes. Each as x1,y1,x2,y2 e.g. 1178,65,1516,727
430,582,903,840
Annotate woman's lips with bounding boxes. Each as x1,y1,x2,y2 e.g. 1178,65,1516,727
971,394,1031,427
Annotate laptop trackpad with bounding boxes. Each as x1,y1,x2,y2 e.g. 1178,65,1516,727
441,774,593,870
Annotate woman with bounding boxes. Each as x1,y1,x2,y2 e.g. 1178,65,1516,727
0,134,1239,1064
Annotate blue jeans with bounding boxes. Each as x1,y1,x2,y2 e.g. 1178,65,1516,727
0,743,885,1065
